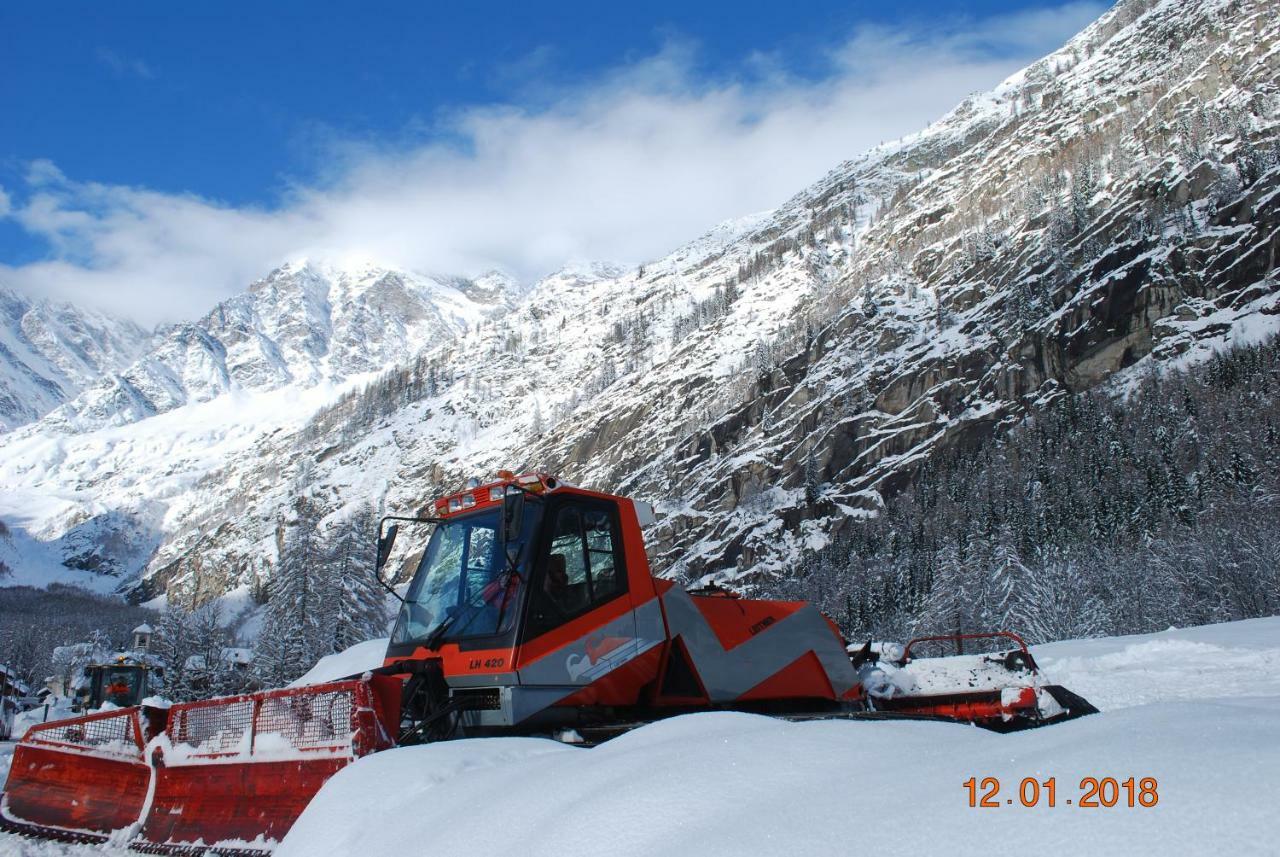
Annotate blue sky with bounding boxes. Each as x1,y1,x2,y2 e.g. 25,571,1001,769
0,1,1106,322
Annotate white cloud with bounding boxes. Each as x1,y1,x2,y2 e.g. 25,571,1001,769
95,47,154,80
1,3,1104,325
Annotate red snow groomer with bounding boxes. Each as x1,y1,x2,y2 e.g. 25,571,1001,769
2,473,1095,854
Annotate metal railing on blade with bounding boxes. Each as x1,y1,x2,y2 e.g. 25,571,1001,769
164,679,377,761
903,630,1034,661
20,706,145,759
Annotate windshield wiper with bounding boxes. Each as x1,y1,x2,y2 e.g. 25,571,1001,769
423,612,457,651
423,563,523,650
421,578,490,650
419,499,534,650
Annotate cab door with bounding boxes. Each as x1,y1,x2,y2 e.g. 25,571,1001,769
514,496,643,706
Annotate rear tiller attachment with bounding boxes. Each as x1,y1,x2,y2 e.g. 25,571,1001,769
852,631,1097,730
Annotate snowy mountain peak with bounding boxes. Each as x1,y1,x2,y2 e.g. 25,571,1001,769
523,261,633,299
0,285,150,432
22,260,514,435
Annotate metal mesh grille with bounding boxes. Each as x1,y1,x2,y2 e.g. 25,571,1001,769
168,698,255,755
163,685,359,759
254,688,354,751
30,710,139,757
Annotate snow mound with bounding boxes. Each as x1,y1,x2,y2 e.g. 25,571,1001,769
287,638,389,688
277,619,1280,857
280,704,1279,857
1031,617,1280,712
5,619,1279,856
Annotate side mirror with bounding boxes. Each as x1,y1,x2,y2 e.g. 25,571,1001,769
376,524,399,570
502,490,525,546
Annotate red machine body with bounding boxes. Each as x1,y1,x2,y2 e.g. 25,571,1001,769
382,475,862,730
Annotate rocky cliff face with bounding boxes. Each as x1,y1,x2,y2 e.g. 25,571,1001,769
37,261,516,432
0,288,149,431
2,0,1278,603
621,0,1280,581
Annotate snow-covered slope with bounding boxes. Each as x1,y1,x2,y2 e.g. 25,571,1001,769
0,381,364,591
0,288,148,432
3,0,1280,601
0,261,515,589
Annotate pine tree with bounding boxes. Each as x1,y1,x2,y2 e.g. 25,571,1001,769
323,503,393,653
1013,550,1107,643
190,604,242,698
861,288,878,318
254,496,326,686
252,608,297,689
935,297,954,330
154,607,199,700
982,527,1025,630
530,399,545,437
920,546,970,637
1070,162,1096,236
804,448,822,507
155,604,244,700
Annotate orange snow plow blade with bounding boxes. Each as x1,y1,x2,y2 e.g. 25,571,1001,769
1,677,400,855
2,706,151,839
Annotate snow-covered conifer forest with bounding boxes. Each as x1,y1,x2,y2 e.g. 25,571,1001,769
781,340,1280,643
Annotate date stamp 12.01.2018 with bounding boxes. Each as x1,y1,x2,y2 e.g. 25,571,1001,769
963,776,1159,808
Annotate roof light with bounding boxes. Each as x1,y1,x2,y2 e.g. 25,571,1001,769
465,477,481,489
497,469,516,480
462,494,477,508
489,486,504,501
448,497,462,512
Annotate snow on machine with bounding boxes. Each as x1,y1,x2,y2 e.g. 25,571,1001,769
1,472,1096,854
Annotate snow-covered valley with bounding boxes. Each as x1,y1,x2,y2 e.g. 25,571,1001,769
3,616,1278,856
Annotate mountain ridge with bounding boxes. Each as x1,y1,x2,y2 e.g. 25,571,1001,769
0,286,150,432
28,259,519,433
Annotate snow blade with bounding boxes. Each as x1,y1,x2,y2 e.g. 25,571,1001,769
1,706,150,837
1,677,400,855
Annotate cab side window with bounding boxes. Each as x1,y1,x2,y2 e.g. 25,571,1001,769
525,502,626,639
549,507,589,613
583,509,620,601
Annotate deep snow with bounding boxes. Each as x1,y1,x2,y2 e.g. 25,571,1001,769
276,619,1280,857
4,617,1278,856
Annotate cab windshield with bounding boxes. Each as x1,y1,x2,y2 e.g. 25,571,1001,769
100,666,142,707
391,508,522,645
